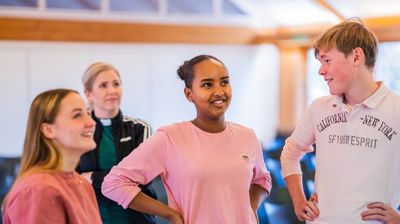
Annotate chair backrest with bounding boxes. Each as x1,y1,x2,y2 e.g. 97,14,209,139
0,157,20,203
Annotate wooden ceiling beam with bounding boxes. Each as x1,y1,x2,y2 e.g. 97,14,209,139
313,0,346,21
0,17,264,44
1,16,400,45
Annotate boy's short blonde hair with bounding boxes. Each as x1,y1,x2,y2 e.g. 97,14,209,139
313,18,378,69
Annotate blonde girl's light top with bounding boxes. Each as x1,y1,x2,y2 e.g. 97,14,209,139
3,171,102,224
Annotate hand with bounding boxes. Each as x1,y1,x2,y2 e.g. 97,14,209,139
361,202,400,224
80,172,93,184
294,192,320,222
168,210,184,224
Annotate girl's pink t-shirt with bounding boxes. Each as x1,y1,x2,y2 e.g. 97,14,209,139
103,121,271,224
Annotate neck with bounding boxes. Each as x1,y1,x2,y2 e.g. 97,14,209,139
94,108,119,119
344,69,378,106
344,82,379,106
60,150,80,172
192,117,226,133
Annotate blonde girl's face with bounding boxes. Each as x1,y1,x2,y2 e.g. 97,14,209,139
86,69,122,118
41,92,96,156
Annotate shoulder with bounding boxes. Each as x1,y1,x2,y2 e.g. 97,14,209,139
385,90,400,104
6,173,63,205
122,116,151,128
157,121,190,133
226,121,252,132
226,121,257,137
122,116,153,135
309,95,335,108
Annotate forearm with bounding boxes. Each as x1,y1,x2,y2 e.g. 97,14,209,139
284,174,307,207
129,192,181,220
249,184,269,210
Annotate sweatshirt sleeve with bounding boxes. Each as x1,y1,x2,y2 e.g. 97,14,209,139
102,130,168,209
251,139,272,194
280,105,315,178
3,186,66,224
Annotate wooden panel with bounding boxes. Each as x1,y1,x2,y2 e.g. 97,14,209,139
313,0,346,20
0,17,262,44
1,16,399,45
365,16,400,42
278,46,308,133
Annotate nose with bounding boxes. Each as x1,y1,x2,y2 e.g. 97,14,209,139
213,84,224,96
318,64,327,76
107,85,117,94
85,115,96,128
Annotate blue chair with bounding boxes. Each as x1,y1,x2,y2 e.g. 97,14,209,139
263,187,304,224
0,157,20,224
0,157,20,204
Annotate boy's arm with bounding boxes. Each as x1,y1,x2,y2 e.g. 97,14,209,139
281,139,318,221
285,174,319,221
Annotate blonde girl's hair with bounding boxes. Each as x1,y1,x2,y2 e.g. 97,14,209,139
18,88,79,177
2,89,78,210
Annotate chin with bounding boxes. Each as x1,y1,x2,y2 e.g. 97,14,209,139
83,142,96,152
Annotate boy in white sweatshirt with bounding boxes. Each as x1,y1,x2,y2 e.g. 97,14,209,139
281,18,400,224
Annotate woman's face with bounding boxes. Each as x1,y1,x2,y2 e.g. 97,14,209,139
42,92,96,156
185,59,232,121
86,69,122,118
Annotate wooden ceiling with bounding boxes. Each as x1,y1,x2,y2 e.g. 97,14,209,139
0,0,399,45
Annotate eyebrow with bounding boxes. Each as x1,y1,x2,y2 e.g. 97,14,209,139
200,76,230,82
99,79,120,83
70,108,83,114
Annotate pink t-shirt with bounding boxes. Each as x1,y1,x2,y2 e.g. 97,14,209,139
102,121,271,224
3,171,101,224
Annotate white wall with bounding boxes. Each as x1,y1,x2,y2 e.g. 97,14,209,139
0,41,280,157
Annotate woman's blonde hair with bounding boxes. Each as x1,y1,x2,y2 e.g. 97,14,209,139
18,88,78,177
82,62,120,93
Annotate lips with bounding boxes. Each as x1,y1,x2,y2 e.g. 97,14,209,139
325,78,333,84
210,97,227,106
81,131,93,137
106,98,119,101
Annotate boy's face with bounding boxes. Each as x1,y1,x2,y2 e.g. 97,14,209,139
317,47,358,96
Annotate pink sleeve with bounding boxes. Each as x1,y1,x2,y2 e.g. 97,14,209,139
251,136,272,194
3,187,66,224
102,130,168,209
281,106,315,178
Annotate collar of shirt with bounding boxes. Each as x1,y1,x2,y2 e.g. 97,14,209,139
329,81,389,112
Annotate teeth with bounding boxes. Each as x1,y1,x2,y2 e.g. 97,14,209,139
82,132,93,137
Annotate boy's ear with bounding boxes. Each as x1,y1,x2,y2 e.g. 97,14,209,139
41,123,55,139
184,87,193,102
353,47,364,65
